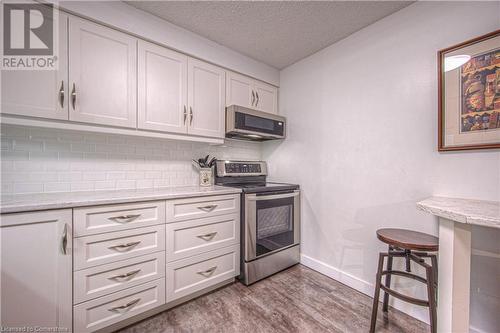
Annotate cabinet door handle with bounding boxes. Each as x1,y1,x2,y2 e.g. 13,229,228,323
255,91,259,106
108,241,141,251
189,106,193,125
183,105,187,124
197,232,218,241
60,223,68,255
108,269,141,281
197,204,217,212
108,214,141,223
251,90,255,106
108,298,141,312
71,83,76,110
58,81,65,108
197,266,217,277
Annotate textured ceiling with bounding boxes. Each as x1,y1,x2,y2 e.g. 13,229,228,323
125,1,413,69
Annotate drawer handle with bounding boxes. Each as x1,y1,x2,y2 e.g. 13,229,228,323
108,214,141,223
108,269,141,281
197,205,218,212
108,298,141,313
197,266,217,277
197,232,218,241
108,241,141,251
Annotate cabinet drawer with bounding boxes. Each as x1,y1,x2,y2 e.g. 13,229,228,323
166,194,239,222
74,252,165,304
74,278,165,333
166,244,239,302
166,213,239,262
74,225,165,270
74,201,165,237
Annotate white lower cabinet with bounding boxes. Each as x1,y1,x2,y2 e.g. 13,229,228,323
73,200,166,237
166,194,240,222
74,252,165,304
166,244,240,302
166,213,239,261
74,225,165,270
1,194,240,332
74,278,166,333
0,210,72,332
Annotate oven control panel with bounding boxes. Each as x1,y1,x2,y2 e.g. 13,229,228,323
215,160,267,177
225,163,261,174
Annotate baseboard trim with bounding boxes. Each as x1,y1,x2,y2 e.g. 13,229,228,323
300,253,430,325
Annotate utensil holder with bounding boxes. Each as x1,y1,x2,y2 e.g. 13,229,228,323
199,168,213,187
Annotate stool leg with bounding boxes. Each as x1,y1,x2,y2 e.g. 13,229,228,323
370,253,385,333
382,245,393,312
426,263,437,333
430,254,438,301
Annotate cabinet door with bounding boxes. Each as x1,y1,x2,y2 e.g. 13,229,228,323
226,71,253,108
69,17,137,128
254,81,278,114
187,58,225,138
1,14,68,120
0,210,72,332
138,41,188,133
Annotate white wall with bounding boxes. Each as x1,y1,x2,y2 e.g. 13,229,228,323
263,1,500,331
1,125,261,194
57,1,279,86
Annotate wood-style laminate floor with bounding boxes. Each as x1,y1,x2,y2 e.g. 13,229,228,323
118,264,429,333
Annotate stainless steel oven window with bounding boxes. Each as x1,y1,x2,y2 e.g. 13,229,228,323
245,190,300,261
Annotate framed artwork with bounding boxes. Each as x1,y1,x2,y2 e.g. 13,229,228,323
438,29,500,151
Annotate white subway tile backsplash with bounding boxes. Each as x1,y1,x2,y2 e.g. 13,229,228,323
2,151,29,161
106,171,127,180
13,139,43,152
45,141,71,152
70,182,94,192
136,179,154,189
14,182,43,194
58,171,82,182
94,180,116,191
1,125,261,194
14,161,44,171
116,180,136,189
82,171,106,181
71,143,95,153
44,182,71,193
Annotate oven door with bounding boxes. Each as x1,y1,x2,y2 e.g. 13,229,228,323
244,190,300,261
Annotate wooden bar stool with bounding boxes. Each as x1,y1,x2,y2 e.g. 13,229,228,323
370,228,438,333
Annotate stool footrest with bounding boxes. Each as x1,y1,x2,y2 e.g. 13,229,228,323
380,285,429,307
381,270,427,284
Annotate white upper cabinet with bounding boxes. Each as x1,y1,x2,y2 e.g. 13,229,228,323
1,14,69,120
138,41,188,134
253,81,278,114
226,71,278,114
187,58,226,138
0,210,72,332
68,17,137,128
226,71,253,108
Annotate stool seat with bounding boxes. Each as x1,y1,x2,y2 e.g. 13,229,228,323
376,228,438,252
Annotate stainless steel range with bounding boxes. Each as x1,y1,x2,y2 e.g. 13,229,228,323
215,160,300,285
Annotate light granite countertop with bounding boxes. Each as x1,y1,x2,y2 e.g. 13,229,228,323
417,196,500,229
0,186,242,214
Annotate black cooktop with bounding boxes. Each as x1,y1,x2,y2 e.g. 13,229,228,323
220,181,299,193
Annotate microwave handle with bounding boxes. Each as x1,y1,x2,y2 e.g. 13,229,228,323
247,190,299,201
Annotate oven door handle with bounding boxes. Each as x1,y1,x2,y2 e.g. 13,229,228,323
247,190,300,201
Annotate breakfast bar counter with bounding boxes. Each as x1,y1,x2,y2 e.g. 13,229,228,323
417,196,500,333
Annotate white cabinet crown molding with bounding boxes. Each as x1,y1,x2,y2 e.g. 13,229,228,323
56,0,279,86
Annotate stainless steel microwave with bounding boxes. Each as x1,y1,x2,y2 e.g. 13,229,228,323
225,105,286,141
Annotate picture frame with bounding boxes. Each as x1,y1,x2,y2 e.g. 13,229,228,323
438,29,500,151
